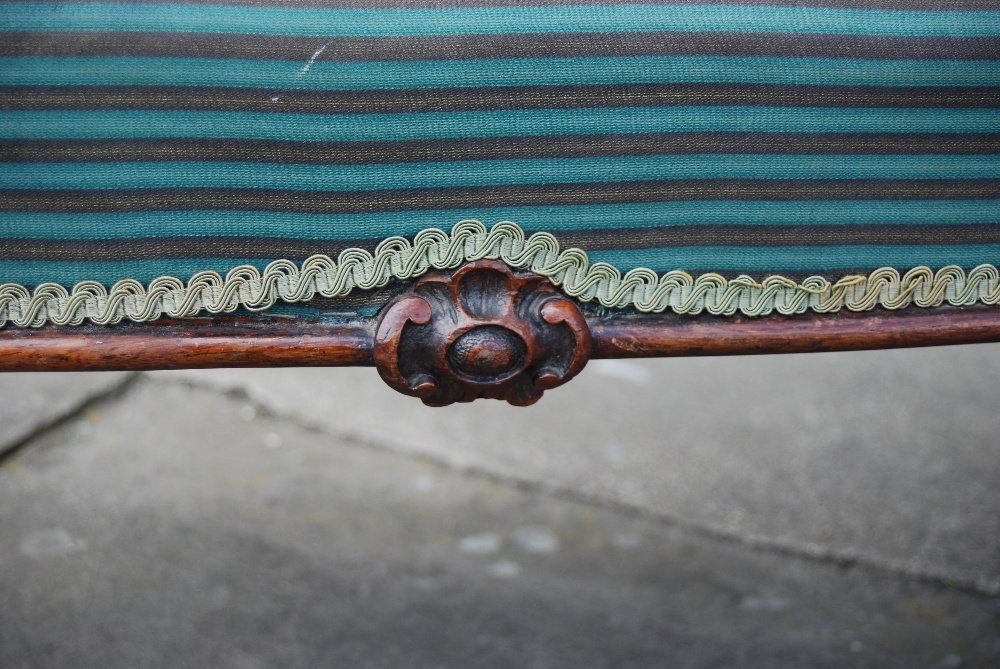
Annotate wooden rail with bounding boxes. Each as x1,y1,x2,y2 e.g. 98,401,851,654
2,305,999,372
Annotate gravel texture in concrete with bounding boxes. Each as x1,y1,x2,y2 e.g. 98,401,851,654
1,378,998,669
153,344,1000,593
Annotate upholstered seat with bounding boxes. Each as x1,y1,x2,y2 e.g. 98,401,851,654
2,1,998,403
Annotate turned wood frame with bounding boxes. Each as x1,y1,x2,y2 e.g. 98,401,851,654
3,259,1000,405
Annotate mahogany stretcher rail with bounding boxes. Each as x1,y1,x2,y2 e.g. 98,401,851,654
1,305,999,373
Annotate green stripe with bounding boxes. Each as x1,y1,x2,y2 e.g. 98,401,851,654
0,257,270,285
4,155,1000,190
2,243,998,287
3,3,999,37
4,107,998,140
1,201,998,240
3,56,998,89
592,244,1000,271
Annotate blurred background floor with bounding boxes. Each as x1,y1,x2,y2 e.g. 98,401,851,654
0,345,998,668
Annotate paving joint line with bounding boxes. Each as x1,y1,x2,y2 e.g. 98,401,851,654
151,373,1000,599
0,372,142,466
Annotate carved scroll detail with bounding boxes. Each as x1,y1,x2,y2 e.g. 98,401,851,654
374,261,591,406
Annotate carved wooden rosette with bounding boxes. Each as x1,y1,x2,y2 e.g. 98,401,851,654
374,261,592,406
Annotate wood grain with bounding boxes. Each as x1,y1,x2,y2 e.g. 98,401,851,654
1,306,999,372
0,317,373,371
591,305,1000,358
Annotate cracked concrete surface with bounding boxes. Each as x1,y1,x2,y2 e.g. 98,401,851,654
1,346,999,667
0,372,134,458
152,344,1000,595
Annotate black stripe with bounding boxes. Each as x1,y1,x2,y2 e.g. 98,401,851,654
0,0,994,11
552,223,1000,251
2,180,996,213
4,134,998,165
5,223,1000,261
4,84,997,114
4,30,998,61
0,236,376,261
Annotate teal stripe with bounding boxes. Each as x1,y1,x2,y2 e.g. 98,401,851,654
3,3,999,37
4,155,1000,190
3,246,998,288
0,258,270,285
4,107,998,140
4,56,998,89
592,244,1000,271
2,201,1000,240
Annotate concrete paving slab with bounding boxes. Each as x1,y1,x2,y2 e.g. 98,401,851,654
0,372,133,457
0,379,997,669
153,344,1000,593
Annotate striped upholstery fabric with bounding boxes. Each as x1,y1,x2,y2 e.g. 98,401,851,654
1,1,999,322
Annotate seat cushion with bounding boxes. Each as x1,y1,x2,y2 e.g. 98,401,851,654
1,1,999,325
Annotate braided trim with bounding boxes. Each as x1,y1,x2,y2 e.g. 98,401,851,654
2,219,999,328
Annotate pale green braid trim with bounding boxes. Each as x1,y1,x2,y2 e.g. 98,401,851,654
2,219,999,328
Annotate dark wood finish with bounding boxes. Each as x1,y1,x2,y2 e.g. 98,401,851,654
374,261,592,406
592,304,1000,358
0,317,373,371
2,282,1000,394
2,305,1000,374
